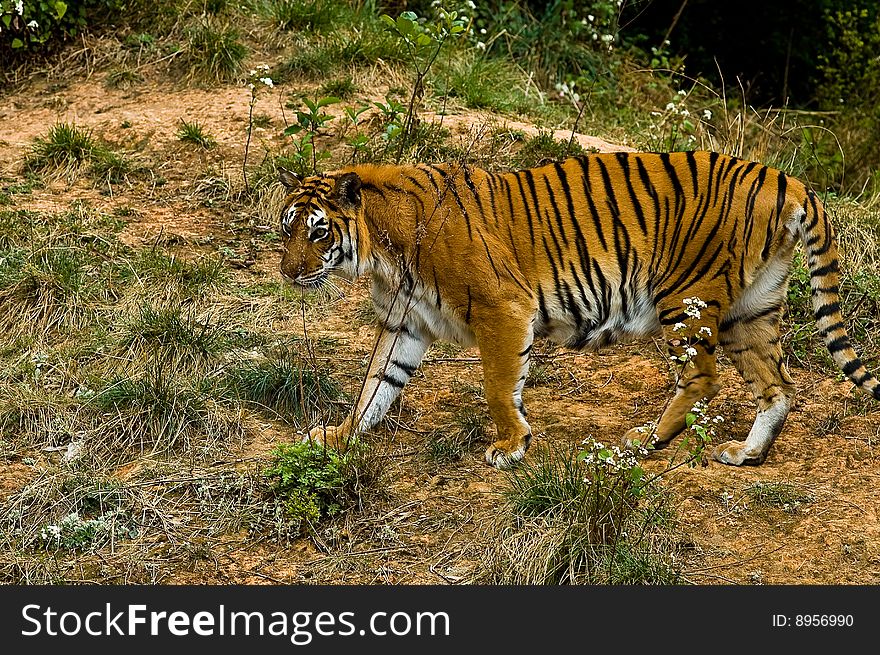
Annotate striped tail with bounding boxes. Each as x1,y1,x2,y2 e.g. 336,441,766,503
800,190,880,400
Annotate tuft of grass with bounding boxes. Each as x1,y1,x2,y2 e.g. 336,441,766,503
90,149,133,185
267,0,345,31
745,481,816,514
224,349,342,424
24,123,97,176
122,250,229,299
425,407,487,465
91,363,244,458
435,54,535,113
105,68,144,90
176,119,217,149
184,19,247,83
478,445,682,585
511,131,585,169
117,304,232,371
319,76,357,99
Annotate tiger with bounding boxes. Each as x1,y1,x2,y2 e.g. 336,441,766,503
277,150,879,469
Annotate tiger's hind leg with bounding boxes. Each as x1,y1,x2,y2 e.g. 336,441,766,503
713,308,796,465
624,302,722,450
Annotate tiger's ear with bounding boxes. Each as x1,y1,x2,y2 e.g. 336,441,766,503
279,169,301,190
333,172,361,206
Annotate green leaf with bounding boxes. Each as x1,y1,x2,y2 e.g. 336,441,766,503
11,38,24,49
53,0,68,19
283,125,303,136
316,96,339,108
379,14,396,29
685,412,697,428
2,15,11,29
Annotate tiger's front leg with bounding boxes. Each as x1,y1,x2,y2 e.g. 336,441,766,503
308,322,431,450
472,309,534,469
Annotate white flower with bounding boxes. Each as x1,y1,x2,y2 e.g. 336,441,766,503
685,346,698,358
27,19,38,29
680,108,690,117
480,28,486,34
476,41,486,50
15,1,24,15
665,102,676,111
702,109,712,120
677,89,687,96
699,326,713,337
467,0,476,9
258,77,274,87
674,322,687,331
601,34,614,43
587,14,595,21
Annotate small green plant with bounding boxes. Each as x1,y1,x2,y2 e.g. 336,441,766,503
176,119,217,149
39,511,117,552
380,7,468,161
264,441,349,530
282,96,339,175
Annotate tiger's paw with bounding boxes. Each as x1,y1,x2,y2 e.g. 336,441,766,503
484,433,531,469
306,424,351,451
712,440,766,466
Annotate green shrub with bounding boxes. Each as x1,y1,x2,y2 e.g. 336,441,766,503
264,441,349,528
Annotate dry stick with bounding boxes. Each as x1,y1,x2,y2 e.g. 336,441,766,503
660,0,689,50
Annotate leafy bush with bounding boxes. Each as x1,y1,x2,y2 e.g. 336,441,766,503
1,0,122,61
264,441,349,529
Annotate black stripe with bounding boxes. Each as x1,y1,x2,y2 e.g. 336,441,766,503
814,302,840,321
826,336,851,353
390,359,417,376
377,373,407,389
810,261,839,278
842,359,863,376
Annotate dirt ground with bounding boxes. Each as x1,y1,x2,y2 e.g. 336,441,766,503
1,69,879,586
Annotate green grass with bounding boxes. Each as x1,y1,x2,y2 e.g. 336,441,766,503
117,304,233,370
425,407,487,465
223,349,342,423
511,131,586,169
176,119,217,149
319,76,357,99
24,123,97,176
267,0,348,32
435,53,536,114
184,19,247,83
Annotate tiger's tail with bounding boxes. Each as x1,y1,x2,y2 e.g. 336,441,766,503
799,191,880,400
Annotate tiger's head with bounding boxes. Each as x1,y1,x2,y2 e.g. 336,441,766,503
278,169,368,288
